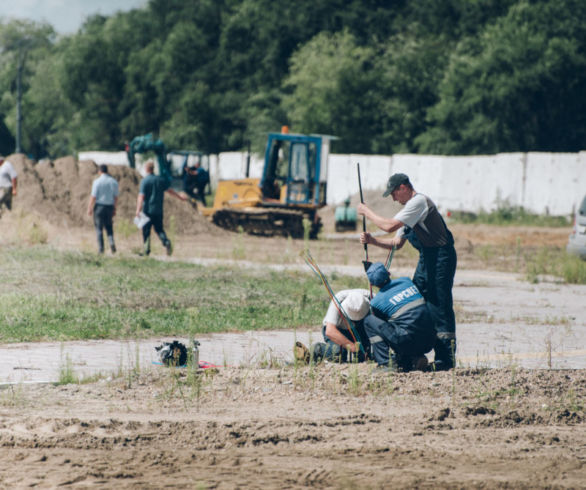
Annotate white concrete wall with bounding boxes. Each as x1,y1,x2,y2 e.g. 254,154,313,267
524,152,585,216
78,151,129,165
215,152,264,181
79,149,586,216
327,154,392,204
390,153,527,214
324,151,584,216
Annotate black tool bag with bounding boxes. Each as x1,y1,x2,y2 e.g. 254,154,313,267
155,340,188,366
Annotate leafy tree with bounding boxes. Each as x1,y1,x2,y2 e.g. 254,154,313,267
282,30,380,153
0,19,55,155
416,0,586,154
2,0,585,158
21,50,74,158
373,35,448,154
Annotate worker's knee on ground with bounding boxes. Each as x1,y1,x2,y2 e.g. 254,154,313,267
324,342,343,362
310,342,326,363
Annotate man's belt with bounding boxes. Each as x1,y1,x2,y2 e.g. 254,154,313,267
389,298,426,320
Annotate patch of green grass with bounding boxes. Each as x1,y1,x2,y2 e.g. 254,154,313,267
450,200,570,227
559,254,586,284
114,218,139,241
14,211,49,245
0,384,26,407
0,247,366,342
525,247,586,284
232,226,246,260
57,352,78,385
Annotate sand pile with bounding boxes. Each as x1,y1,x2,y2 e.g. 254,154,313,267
5,154,223,236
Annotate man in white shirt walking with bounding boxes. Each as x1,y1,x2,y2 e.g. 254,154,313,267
87,164,119,254
0,156,18,215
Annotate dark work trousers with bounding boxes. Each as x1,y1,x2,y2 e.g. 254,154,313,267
195,184,206,205
321,320,370,363
183,175,198,200
364,310,435,370
407,229,458,367
0,186,13,211
142,213,170,254
93,204,115,253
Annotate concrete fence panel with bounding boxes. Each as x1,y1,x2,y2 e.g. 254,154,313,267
327,154,392,204
524,152,584,216
79,148,585,216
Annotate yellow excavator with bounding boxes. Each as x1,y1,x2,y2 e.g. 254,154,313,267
200,129,335,239
127,130,342,239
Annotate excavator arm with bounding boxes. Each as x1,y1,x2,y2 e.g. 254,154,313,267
126,133,171,182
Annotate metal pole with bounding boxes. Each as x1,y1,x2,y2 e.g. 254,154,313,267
16,49,23,153
357,163,367,260
357,163,373,299
245,141,251,178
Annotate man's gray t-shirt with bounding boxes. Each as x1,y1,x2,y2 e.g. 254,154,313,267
394,193,451,247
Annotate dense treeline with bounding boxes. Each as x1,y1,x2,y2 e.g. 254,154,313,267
1,0,585,158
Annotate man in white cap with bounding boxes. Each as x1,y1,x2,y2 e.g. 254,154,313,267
311,289,371,363
0,156,17,214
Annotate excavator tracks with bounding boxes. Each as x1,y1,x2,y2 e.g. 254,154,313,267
212,208,321,239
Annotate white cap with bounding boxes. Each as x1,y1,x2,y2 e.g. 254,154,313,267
341,291,370,321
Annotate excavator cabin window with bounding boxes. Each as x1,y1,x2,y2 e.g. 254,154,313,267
288,142,316,203
261,138,317,204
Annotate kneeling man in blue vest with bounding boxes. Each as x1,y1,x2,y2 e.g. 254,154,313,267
312,262,436,372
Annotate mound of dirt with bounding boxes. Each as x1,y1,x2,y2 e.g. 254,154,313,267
5,154,224,236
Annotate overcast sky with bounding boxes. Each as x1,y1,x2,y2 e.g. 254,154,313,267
0,0,148,34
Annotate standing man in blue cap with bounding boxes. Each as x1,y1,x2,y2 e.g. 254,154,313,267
357,173,457,370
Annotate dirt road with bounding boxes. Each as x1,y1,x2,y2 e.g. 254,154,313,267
1,365,584,488
1,252,584,489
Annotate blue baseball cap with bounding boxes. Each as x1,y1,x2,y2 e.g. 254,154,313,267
366,262,390,287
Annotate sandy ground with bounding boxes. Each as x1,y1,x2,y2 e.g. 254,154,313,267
1,231,584,488
0,366,584,488
0,171,584,488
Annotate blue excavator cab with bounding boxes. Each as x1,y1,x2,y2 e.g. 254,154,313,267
260,132,328,207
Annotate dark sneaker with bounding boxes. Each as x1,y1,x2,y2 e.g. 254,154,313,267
310,342,326,363
165,240,173,256
429,359,453,371
412,355,429,371
111,245,116,254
